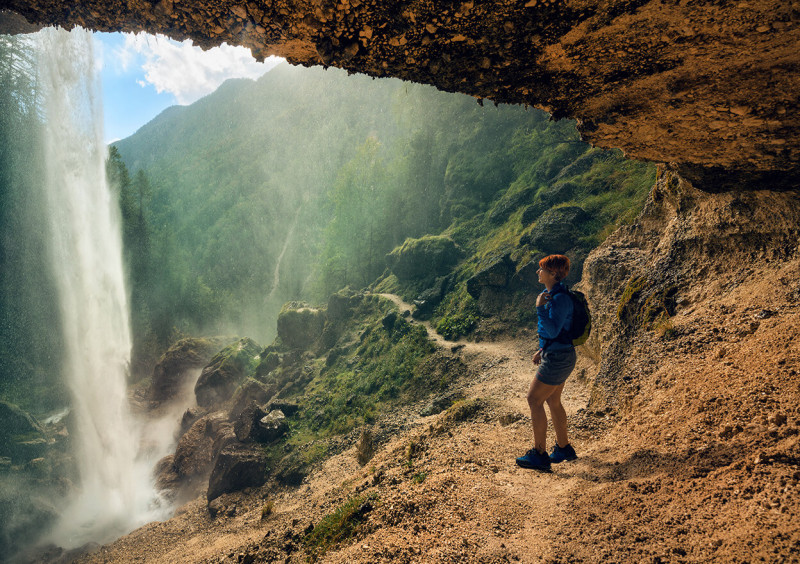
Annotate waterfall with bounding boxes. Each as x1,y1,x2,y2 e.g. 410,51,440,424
35,27,169,548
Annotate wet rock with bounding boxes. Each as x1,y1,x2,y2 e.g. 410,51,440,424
195,338,262,408
0,401,46,463
228,378,274,422
207,445,268,501
148,337,231,404
233,402,268,443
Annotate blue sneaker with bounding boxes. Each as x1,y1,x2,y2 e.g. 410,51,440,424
516,448,552,471
550,443,577,463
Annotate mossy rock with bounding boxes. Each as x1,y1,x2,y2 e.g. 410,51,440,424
385,235,463,281
195,338,262,408
277,305,326,350
524,206,589,254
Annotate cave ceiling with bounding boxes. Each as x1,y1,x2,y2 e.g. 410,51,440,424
1,0,798,191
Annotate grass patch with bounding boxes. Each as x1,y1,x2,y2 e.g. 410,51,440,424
303,493,377,561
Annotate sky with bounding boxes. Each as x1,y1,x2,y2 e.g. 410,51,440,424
93,32,283,143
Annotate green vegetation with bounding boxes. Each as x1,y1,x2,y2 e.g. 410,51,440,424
303,493,378,561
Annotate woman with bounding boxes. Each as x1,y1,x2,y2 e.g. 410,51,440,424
516,254,578,472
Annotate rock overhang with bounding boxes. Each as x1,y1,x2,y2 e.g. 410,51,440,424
1,0,798,191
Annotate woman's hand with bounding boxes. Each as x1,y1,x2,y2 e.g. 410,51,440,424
536,291,551,307
533,349,542,365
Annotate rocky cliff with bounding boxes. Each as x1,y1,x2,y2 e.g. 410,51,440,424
2,0,798,189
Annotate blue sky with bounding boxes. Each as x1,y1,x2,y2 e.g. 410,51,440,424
93,32,283,143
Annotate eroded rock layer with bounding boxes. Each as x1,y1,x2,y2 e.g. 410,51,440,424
2,0,798,189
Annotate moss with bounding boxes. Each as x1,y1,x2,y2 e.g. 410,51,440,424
432,284,480,340
617,276,650,322
303,493,378,561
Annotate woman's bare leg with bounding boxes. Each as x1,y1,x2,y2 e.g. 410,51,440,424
527,378,559,453
545,382,569,448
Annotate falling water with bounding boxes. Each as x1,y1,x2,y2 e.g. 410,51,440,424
35,28,169,548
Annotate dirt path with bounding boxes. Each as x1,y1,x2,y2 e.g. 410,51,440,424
74,292,604,564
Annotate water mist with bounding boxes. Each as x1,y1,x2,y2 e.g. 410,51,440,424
35,28,172,549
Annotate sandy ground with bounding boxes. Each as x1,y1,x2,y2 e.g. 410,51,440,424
69,280,799,563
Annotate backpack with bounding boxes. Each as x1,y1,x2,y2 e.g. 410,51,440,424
550,285,592,347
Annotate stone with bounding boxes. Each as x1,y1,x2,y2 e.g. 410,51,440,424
257,410,288,443
228,378,274,422
386,235,463,281
412,275,451,319
207,445,268,501
266,400,299,416
173,412,229,481
276,305,325,350
194,338,262,408
233,402,267,443
466,254,516,300
524,206,589,254
148,337,231,404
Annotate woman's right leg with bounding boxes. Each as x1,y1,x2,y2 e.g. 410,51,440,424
545,382,568,448
527,378,558,453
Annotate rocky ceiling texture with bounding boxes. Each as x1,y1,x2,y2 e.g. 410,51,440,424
1,0,798,191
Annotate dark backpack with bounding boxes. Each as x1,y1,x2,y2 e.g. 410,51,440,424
550,285,592,347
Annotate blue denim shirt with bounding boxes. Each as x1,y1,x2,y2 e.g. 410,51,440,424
536,282,574,352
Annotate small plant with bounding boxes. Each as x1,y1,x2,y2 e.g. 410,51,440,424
261,500,274,520
652,312,676,339
411,472,427,484
303,493,377,561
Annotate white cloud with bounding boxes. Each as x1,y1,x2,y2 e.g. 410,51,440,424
115,33,282,105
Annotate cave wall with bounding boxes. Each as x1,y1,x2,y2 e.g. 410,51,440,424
1,0,798,190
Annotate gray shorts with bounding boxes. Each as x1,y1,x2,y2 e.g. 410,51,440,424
536,348,577,386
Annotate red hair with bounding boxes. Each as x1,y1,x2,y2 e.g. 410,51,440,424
539,254,570,282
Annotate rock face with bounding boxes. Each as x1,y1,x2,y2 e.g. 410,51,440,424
580,166,800,406
194,338,261,408
3,0,798,188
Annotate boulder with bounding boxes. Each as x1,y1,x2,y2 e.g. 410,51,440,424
194,338,261,408
257,410,288,443
412,275,452,319
385,235,463,281
228,378,275,422
266,400,299,416
148,337,231,404
466,254,517,300
254,351,280,379
207,445,268,502
179,407,205,435
233,402,267,443
326,288,361,323
172,412,229,481
276,305,326,350
524,206,590,254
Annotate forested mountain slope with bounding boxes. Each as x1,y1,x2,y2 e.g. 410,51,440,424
111,62,654,376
